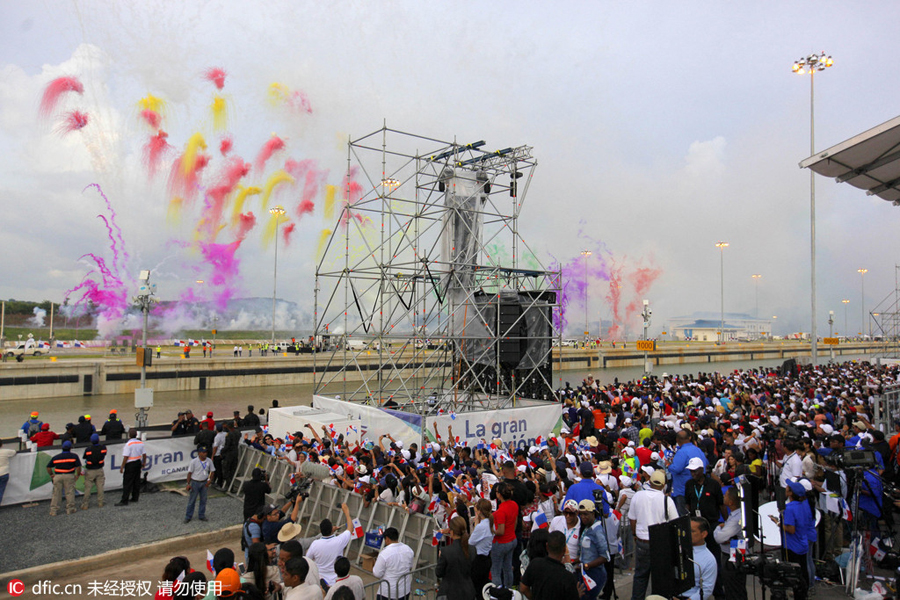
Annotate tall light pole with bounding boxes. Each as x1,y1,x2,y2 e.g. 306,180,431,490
581,250,592,340
842,299,850,337
793,51,833,363
828,310,835,363
133,270,156,428
716,242,729,343
858,268,868,337
270,206,286,346
752,274,761,320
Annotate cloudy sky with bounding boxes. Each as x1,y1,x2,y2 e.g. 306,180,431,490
2,1,899,337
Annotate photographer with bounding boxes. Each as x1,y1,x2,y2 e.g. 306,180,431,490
243,467,272,520
577,499,609,600
769,479,810,600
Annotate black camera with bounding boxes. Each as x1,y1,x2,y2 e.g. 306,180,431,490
285,476,313,502
737,553,803,591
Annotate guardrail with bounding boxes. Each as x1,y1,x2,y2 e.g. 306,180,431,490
362,564,438,600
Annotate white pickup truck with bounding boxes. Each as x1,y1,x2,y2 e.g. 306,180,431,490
4,342,49,361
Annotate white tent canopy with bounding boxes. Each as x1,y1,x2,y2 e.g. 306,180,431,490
800,114,900,205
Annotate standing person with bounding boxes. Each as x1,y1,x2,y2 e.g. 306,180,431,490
202,411,216,430
435,516,476,600
73,414,96,443
490,482,519,589
468,499,494,594
221,422,241,489
549,499,583,566
669,430,707,516
629,470,677,600
184,446,215,523
682,518,717,600
82,434,107,510
325,557,364,600
156,344,161,359
21,411,43,436
684,457,726,599
306,503,353,588
520,530,582,600
373,527,415,600
194,421,216,450
100,410,126,441
30,423,60,448
116,428,146,506
243,468,271,519
713,487,747,600
244,406,261,427
771,479,810,600
47,440,82,516
0,439,16,505
577,499,609,600
212,423,227,488
283,557,324,600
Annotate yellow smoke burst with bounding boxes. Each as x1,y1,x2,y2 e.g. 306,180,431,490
323,185,336,221
231,185,262,224
262,210,289,249
316,229,333,260
167,196,183,226
138,94,167,115
211,95,228,131
182,132,207,176
267,82,290,107
260,170,294,212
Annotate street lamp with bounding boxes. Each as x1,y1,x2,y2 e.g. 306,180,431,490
716,242,729,343
270,206,286,347
828,310,834,362
793,51,833,364
842,299,850,338
772,315,778,340
580,250,592,340
752,274,761,320
858,268,868,337
133,270,157,428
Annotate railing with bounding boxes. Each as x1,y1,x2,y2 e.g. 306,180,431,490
362,564,438,600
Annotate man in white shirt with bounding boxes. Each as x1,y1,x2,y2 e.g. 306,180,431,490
779,440,804,487
306,503,353,588
549,499,582,564
629,470,677,600
184,446,215,523
324,557,364,600
373,527,414,600
713,487,747,600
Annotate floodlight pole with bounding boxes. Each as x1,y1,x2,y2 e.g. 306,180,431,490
270,206,286,347
133,271,156,428
828,311,835,363
793,51,833,365
642,299,651,375
859,268,867,338
716,242,728,344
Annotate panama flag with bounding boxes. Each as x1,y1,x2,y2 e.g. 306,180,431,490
582,570,597,591
74,340,83,347
428,494,439,512
840,497,853,522
351,518,364,539
206,549,215,573
289,473,296,486
449,411,457,420
432,530,443,546
533,510,549,529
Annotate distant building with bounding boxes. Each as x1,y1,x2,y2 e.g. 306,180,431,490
667,312,773,341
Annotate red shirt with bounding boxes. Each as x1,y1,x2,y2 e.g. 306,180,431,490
201,418,215,430
493,499,518,544
31,431,59,447
635,446,652,466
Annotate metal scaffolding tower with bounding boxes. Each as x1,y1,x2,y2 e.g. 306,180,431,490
868,265,900,357
312,126,561,416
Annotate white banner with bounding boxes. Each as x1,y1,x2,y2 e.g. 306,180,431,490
1,436,200,506
427,403,563,450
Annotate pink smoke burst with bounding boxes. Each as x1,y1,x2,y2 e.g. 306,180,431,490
168,152,211,202
140,109,161,129
143,130,172,178
202,157,251,235
296,200,314,217
254,135,285,173
56,110,89,135
285,158,329,208
282,222,296,247
219,136,233,156
39,76,84,119
288,90,312,114
338,167,365,229
204,67,227,90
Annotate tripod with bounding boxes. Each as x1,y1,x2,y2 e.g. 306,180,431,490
845,467,885,593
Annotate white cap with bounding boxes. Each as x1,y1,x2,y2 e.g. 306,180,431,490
650,452,660,461
687,457,705,471
624,447,635,456
821,424,834,435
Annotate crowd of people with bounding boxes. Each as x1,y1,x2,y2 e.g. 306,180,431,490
11,358,900,600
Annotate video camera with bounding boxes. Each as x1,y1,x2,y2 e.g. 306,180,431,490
737,553,803,593
285,476,313,502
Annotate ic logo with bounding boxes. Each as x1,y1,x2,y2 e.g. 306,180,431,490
7,579,25,596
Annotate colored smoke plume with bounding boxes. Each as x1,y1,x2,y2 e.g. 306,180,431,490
219,136,233,156
282,222,296,247
254,134,285,173
39,76,84,119
56,110,89,135
140,109,161,129
143,130,172,178
204,67,227,90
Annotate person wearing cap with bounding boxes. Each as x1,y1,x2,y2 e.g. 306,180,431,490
669,430,707,516
214,567,243,599
549,499,583,565
629,469,677,600
615,476,636,570
47,440,82,516
184,445,215,523
201,411,216,431
73,414,96,444
563,460,602,506
60,422,77,444
577,499,609,599
82,433,107,510
101,410,126,440
21,411,43,437
116,428,146,506
770,479,811,600
263,495,304,544
30,423,60,448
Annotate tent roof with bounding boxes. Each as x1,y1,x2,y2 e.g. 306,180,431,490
800,114,900,205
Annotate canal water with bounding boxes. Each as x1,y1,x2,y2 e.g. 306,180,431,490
2,355,867,437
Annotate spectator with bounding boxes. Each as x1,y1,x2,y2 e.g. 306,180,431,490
490,482,518,588
306,503,353,587
373,527,414,600
435,516,476,600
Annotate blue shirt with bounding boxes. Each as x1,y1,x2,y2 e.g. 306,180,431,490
859,469,883,518
669,443,707,498
579,520,609,566
683,544,717,600
563,479,602,506
783,500,810,554
22,418,42,435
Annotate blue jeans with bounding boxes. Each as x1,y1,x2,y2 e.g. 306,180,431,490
185,481,208,520
582,566,606,600
490,539,516,588
0,474,8,505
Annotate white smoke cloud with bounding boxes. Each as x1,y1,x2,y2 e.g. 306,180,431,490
28,307,47,327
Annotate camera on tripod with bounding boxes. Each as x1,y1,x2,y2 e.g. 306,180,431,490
737,553,803,593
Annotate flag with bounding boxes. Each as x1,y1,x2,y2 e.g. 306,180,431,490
428,495,438,512
351,518,364,539
206,549,214,574
450,411,457,420
871,538,887,562
535,435,543,446
840,497,853,522
533,510,549,529
289,473,296,486
432,530,443,546
582,570,597,591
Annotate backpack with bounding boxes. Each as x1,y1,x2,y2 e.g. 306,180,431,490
28,421,41,436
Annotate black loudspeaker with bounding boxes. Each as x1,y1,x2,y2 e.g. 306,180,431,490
498,302,523,367
648,515,694,598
